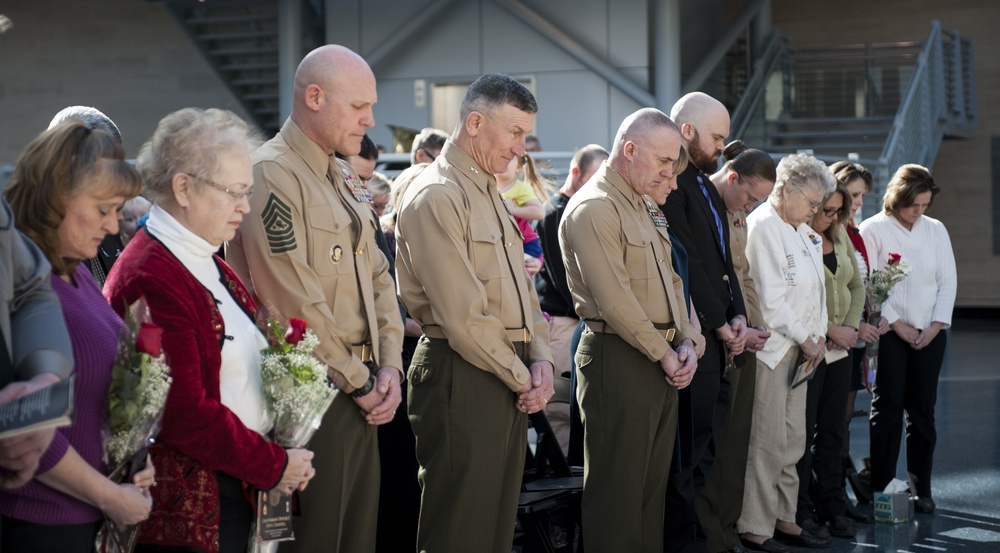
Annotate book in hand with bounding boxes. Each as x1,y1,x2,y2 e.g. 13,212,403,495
824,348,849,365
0,375,74,440
790,355,817,389
255,489,295,543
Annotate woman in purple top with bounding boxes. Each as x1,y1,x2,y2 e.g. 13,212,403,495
1,121,155,552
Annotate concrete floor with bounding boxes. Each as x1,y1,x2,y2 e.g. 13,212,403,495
830,317,1000,553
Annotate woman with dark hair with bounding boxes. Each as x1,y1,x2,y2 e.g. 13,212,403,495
105,108,315,552
859,164,956,514
1,121,154,552
796,182,865,538
829,160,885,521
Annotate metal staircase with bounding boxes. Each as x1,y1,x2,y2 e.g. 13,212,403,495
732,21,977,214
153,0,325,137
150,0,976,216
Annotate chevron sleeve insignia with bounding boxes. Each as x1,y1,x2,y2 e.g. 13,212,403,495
261,192,296,254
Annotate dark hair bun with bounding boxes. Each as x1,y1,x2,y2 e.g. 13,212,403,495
723,140,748,162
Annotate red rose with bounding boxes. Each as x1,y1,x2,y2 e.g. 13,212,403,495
888,253,901,265
285,318,308,345
136,323,164,357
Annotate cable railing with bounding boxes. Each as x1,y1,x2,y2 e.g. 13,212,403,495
731,20,976,218
873,19,979,215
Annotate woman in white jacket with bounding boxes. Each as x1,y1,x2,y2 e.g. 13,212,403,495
738,154,834,552
859,164,956,514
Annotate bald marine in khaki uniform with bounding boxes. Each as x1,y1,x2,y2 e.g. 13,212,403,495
395,73,555,553
560,107,700,553
227,45,403,553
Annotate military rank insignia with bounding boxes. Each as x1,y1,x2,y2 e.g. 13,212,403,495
262,193,296,254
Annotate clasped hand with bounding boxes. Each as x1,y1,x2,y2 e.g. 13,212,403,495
518,361,554,414
799,336,826,371
661,339,698,389
354,366,403,425
716,316,749,356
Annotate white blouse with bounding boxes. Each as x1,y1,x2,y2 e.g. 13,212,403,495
859,212,956,330
746,201,828,369
146,205,270,434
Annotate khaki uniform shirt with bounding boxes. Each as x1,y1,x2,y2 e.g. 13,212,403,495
559,163,698,362
228,119,403,392
728,211,763,327
395,142,553,392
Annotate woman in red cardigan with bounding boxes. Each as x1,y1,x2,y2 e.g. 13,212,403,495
105,108,315,553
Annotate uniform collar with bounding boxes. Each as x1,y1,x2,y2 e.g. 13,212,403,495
439,141,495,193
279,117,333,183
601,163,644,208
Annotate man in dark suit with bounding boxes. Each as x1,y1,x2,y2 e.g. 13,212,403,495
661,92,750,553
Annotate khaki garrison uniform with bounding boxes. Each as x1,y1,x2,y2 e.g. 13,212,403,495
227,118,404,553
395,141,553,553
559,162,699,553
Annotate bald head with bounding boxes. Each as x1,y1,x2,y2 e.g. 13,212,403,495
670,92,730,173
611,108,678,159
291,45,376,156
609,108,682,196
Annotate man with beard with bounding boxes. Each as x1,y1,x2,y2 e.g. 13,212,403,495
661,92,750,553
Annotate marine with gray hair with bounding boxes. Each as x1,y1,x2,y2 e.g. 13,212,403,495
560,107,700,552
395,73,554,552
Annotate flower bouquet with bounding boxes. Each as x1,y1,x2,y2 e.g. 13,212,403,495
863,253,910,390
250,318,337,552
96,299,172,553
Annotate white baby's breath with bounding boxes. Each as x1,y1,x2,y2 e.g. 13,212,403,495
260,329,336,448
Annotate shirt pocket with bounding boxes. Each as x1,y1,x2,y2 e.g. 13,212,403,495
468,219,505,281
307,204,354,276
622,224,656,280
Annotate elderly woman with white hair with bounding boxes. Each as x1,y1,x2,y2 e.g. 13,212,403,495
738,154,835,552
105,108,316,553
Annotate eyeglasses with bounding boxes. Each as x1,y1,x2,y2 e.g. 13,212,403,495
420,148,438,161
185,173,254,202
793,188,823,209
822,207,845,217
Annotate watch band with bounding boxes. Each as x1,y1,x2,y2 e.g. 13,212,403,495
350,373,376,398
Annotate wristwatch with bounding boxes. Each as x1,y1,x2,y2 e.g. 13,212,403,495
350,373,376,398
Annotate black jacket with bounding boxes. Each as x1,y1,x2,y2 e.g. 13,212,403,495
660,165,745,331
533,192,576,318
